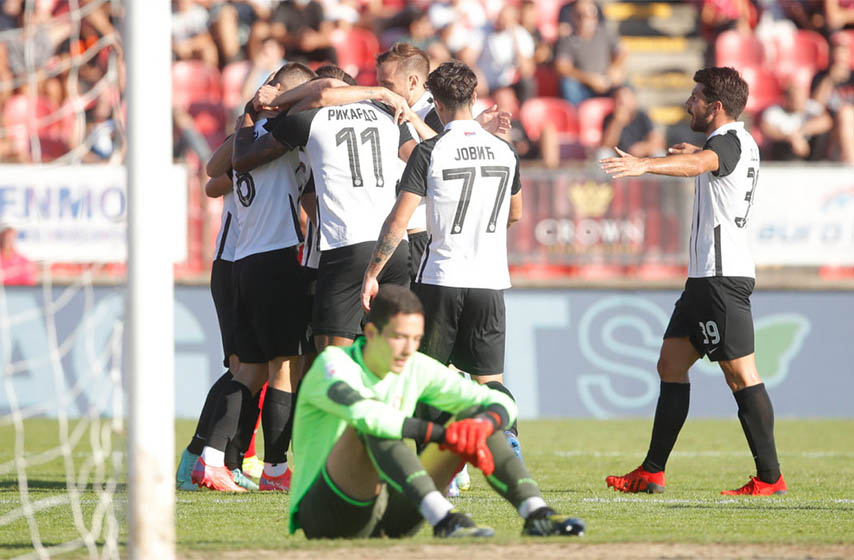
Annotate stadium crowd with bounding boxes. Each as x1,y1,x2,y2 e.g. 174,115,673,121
1,0,853,168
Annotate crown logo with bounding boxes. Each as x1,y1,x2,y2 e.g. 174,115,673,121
568,181,613,218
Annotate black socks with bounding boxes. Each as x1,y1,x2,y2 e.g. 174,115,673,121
207,380,253,454
734,383,781,483
262,387,294,465
642,382,690,473
187,370,233,455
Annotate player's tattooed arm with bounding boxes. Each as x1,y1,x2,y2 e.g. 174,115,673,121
232,105,290,173
361,191,423,311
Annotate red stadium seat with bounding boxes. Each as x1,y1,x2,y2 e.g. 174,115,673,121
221,60,252,112
534,65,560,97
188,102,226,148
772,30,829,81
172,61,222,110
741,66,783,114
331,27,380,79
715,30,765,70
519,97,578,141
578,97,615,147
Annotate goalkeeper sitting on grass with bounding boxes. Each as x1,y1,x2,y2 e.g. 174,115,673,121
289,285,585,539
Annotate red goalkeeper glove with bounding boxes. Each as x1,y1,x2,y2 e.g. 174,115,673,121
440,417,495,476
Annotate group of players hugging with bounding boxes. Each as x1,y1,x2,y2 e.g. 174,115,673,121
175,42,786,540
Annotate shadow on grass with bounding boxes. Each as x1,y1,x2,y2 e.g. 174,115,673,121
0,479,127,493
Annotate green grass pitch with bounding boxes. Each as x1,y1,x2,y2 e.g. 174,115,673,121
1,418,852,557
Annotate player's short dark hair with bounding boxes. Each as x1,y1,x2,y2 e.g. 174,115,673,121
426,61,477,110
693,67,748,119
376,42,430,81
271,62,317,87
365,285,424,330
315,64,357,86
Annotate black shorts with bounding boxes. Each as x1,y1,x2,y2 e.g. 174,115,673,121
232,247,308,363
663,276,755,362
408,230,429,283
210,259,236,368
298,466,423,539
313,240,410,340
413,283,506,375
301,266,318,355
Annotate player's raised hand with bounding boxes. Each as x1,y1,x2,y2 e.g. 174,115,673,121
667,142,701,155
599,147,649,178
254,84,280,111
378,88,410,124
476,104,512,135
361,275,379,312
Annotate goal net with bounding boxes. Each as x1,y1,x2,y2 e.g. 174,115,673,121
1,0,176,557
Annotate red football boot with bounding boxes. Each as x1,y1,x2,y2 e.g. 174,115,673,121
191,457,247,492
606,465,666,494
721,474,787,496
259,467,292,491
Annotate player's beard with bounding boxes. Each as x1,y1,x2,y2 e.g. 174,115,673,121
689,106,713,133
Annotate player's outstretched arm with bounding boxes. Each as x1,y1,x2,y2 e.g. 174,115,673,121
599,146,719,178
476,104,512,136
361,191,422,311
232,101,290,173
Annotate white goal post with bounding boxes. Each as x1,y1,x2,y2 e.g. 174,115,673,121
124,0,176,558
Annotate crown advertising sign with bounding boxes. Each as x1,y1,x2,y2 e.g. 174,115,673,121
507,168,693,269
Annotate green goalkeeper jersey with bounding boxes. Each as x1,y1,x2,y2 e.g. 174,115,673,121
288,337,517,533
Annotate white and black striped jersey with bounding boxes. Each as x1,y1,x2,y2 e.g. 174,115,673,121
232,119,307,260
270,101,413,250
405,91,444,232
690,121,760,278
214,173,239,262
399,119,521,290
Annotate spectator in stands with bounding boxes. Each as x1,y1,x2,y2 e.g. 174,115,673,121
520,0,553,65
0,219,37,286
172,0,219,66
825,0,854,32
783,1,826,32
760,81,833,161
812,32,854,108
429,0,487,62
599,86,665,158
241,34,286,102
402,8,440,54
554,0,625,105
270,0,336,64
812,33,854,162
475,3,536,103
209,1,272,64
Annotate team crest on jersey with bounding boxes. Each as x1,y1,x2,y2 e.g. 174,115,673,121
235,172,256,207
464,131,475,136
